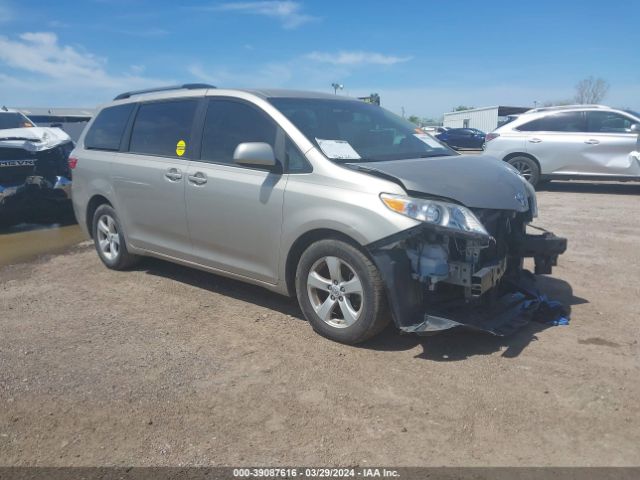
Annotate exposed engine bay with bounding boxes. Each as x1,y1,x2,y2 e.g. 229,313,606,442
367,208,567,336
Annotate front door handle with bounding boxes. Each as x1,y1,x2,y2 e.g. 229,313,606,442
585,139,600,145
528,137,542,143
188,172,207,185
164,168,182,181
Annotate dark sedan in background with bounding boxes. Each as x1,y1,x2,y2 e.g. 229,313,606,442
436,128,486,149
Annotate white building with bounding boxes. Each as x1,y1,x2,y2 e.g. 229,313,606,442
443,106,529,133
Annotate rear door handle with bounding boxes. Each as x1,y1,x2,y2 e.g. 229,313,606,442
164,168,182,181
528,138,542,143
585,139,600,145
188,172,207,185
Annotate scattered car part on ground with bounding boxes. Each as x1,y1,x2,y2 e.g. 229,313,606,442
72,86,567,344
0,108,75,227
483,104,640,187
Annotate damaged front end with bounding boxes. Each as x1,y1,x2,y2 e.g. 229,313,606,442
0,127,74,227
368,202,567,336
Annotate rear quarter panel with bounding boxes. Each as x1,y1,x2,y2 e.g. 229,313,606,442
482,129,527,161
71,146,117,238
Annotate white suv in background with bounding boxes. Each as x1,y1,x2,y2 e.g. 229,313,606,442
483,105,640,187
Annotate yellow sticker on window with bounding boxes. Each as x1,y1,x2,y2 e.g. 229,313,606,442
176,139,186,156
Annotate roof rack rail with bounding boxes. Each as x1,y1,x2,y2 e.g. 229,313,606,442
526,104,608,113
113,83,216,101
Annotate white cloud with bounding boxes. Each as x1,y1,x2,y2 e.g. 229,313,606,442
0,32,170,105
212,1,317,29
305,51,412,66
0,32,108,81
188,62,293,87
185,51,409,92
129,64,146,75
48,20,70,28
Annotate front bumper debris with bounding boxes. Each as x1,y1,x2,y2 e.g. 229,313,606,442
367,218,568,336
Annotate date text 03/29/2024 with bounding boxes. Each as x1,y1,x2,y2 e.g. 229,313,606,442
232,468,400,478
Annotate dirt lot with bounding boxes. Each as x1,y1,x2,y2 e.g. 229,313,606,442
1,182,639,466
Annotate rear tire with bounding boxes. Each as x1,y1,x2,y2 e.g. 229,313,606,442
507,155,540,187
92,204,139,270
295,239,390,344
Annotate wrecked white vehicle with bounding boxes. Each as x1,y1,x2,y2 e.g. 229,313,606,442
0,108,74,227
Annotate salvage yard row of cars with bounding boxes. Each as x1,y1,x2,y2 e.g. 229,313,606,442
2,87,639,344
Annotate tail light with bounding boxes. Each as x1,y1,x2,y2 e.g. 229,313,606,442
485,133,500,142
68,156,78,169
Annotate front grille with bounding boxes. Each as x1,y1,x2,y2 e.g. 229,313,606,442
0,142,72,184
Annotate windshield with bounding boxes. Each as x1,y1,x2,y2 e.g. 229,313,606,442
0,112,35,130
269,98,456,162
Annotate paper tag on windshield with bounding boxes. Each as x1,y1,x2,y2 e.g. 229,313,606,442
316,138,361,160
414,133,443,149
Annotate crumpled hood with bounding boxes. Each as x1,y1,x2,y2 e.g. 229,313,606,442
350,154,532,211
0,127,71,152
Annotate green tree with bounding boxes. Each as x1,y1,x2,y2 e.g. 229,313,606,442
454,105,474,112
407,115,420,125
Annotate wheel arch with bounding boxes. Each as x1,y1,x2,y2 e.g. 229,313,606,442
284,228,368,297
503,152,541,170
85,194,112,238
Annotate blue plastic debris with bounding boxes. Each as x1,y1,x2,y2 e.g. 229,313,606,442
534,294,570,327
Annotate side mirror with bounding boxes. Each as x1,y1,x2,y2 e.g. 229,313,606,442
233,142,277,168
630,123,640,133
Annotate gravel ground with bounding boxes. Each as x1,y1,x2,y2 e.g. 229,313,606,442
1,181,639,466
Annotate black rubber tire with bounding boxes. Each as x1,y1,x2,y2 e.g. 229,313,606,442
295,239,390,344
507,155,541,187
92,204,139,270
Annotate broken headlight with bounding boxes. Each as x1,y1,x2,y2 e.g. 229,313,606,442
380,193,489,236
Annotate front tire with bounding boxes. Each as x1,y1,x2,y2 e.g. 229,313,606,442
507,155,541,187
92,204,139,270
295,239,389,344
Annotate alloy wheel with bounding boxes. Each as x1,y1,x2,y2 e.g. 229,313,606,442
96,214,120,261
307,256,363,329
510,160,533,180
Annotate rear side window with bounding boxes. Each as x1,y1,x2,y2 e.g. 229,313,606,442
85,104,135,151
200,99,277,165
586,111,635,133
129,100,198,157
518,112,586,132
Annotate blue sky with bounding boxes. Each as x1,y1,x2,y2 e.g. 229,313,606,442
1,0,639,117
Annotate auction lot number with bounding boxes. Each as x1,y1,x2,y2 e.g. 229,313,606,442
234,468,399,478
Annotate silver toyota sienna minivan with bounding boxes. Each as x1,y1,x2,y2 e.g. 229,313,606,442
71,84,567,344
